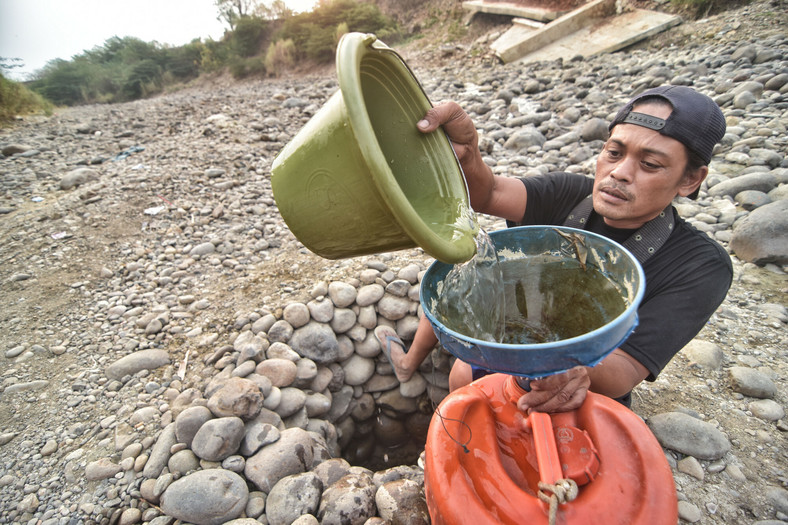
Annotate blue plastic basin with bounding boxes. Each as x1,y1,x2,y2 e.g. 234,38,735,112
420,226,646,378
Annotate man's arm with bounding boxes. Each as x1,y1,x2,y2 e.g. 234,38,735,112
418,102,527,222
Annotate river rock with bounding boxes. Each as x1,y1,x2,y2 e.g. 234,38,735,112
85,458,123,481
265,472,323,525
240,418,281,456
375,478,430,524
748,399,785,421
730,199,788,264
207,376,264,419
60,167,99,190
160,469,248,525
288,322,340,364
682,340,724,369
318,472,377,525
328,281,357,307
245,427,316,492
191,416,245,461
256,358,298,387
143,423,177,478
105,349,170,380
647,412,731,460
728,366,777,398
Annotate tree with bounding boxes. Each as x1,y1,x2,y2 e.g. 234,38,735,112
215,0,259,29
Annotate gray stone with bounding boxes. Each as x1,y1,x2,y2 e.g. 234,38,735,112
60,168,99,190
256,358,298,387
647,412,730,460
318,472,377,525
677,456,705,481
283,302,311,328
207,377,264,419
682,340,724,369
708,172,777,198
85,458,122,481
766,487,788,515
375,479,430,525
175,406,213,447
265,472,323,525
678,500,702,523
341,354,375,386
245,427,315,492
580,117,609,142
105,349,170,381
728,366,776,398
240,418,281,456
143,423,177,478
191,416,245,461
306,297,334,323
160,469,248,525
356,283,386,306
377,294,411,321
190,242,216,256
328,281,357,307
503,127,546,150
329,308,356,334
1,143,34,156
168,449,200,475
748,399,785,421
288,322,340,364
275,387,307,418
731,200,788,264
735,190,771,211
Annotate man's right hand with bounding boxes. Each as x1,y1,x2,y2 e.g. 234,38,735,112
417,102,527,222
417,102,496,213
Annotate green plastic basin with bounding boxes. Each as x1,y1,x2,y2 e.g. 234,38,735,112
271,33,477,264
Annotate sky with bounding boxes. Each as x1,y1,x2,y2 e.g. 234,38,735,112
0,0,319,80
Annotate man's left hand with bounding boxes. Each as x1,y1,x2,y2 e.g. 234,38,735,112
516,366,590,413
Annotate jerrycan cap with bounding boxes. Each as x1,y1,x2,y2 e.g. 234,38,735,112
553,424,600,485
509,377,600,486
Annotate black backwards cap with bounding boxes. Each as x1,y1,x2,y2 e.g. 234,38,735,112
609,85,726,166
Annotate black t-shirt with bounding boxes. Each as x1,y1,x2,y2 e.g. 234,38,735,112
514,172,732,384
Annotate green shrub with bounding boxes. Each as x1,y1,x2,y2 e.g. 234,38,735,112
165,40,204,80
229,56,266,79
32,59,94,106
264,39,295,77
277,0,400,64
122,59,162,99
233,16,269,57
336,22,349,43
0,73,52,124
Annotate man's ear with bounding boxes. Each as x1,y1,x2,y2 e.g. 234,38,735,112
678,165,708,198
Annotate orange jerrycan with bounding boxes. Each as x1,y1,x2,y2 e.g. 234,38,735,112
424,374,677,525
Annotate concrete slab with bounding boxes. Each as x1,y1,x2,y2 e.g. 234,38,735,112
489,18,545,55
491,0,682,63
517,9,683,63
462,0,570,23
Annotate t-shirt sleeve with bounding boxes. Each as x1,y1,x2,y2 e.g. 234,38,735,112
511,173,594,227
619,231,732,381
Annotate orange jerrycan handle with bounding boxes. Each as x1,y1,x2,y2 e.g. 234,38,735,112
527,412,563,486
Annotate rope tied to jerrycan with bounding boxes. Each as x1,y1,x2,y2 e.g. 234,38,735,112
537,478,579,525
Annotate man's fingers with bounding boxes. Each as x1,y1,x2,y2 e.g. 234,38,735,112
418,102,477,144
517,367,590,413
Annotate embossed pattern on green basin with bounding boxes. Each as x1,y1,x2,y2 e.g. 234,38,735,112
271,33,477,264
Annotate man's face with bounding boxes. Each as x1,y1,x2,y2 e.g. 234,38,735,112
593,102,700,229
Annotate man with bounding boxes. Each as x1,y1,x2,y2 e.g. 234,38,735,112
379,86,732,414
